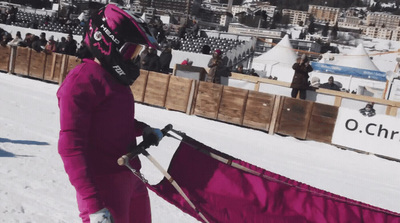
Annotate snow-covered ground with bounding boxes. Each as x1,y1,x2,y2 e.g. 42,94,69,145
1,71,400,222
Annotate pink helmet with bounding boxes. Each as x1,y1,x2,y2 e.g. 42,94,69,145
84,4,158,85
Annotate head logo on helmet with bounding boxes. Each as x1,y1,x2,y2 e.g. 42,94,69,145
100,24,120,45
84,4,158,85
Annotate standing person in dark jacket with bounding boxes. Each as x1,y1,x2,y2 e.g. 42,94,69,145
159,46,172,74
290,55,313,100
206,49,225,84
142,46,160,72
64,34,77,56
31,35,43,53
56,37,67,53
39,32,47,47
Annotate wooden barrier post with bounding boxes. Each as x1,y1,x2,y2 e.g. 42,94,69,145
9,45,16,74
0,45,11,73
186,80,197,115
58,54,68,84
268,95,282,135
386,105,398,116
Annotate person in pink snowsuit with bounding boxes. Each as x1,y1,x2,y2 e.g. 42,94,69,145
57,4,160,223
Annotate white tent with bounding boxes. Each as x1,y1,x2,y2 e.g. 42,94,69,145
320,44,380,71
252,35,298,81
252,35,298,66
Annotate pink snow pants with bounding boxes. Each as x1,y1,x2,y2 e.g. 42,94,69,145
76,171,151,223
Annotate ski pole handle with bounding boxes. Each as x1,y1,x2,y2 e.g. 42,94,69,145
117,124,173,166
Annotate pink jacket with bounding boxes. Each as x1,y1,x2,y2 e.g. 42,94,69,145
57,59,148,214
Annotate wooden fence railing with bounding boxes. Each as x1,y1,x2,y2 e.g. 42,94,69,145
0,45,81,84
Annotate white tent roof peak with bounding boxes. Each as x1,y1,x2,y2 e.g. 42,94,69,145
252,34,298,65
321,43,380,71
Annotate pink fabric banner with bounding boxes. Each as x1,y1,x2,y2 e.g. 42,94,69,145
147,136,400,223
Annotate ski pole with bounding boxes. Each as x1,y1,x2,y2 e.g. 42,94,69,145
117,125,210,223
117,124,173,166
140,149,210,223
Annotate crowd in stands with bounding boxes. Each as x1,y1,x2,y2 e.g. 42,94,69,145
0,8,253,79
0,6,85,36
0,27,79,56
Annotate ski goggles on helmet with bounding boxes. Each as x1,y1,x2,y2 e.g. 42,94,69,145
119,42,144,63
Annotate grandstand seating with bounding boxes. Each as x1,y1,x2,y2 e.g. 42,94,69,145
12,11,84,35
178,36,244,54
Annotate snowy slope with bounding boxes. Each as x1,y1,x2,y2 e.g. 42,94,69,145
0,72,400,222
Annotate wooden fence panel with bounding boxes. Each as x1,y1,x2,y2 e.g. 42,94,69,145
0,45,10,72
14,47,30,75
275,97,314,139
165,76,193,113
217,86,248,125
44,53,64,83
29,50,46,79
143,72,170,107
306,103,338,143
66,56,81,74
243,91,275,131
193,82,223,119
130,69,149,103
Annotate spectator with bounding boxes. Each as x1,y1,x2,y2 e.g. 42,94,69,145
319,76,341,91
39,32,47,47
248,68,259,77
31,35,43,53
170,38,180,50
44,36,57,54
359,103,376,117
206,49,225,84
310,76,320,88
7,31,22,46
177,23,186,39
159,46,172,74
290,55,313,100
234,64,244,74
18,33,33,48
181,58,193,66
0,32,12,46
64,34,77,56
139,44,149,69
141,46,160,72
191,20,199,37
56,37,67,53
201,45,211,54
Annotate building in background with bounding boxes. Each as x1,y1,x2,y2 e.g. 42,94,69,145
308,5,339,26
282,9,309,26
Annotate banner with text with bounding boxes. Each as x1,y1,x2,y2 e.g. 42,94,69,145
332,107,400,159
311,62,386,82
